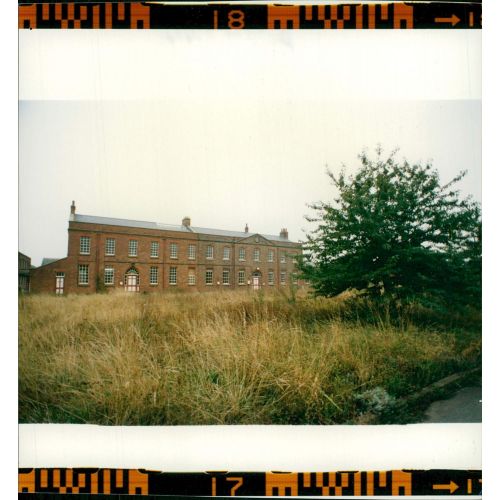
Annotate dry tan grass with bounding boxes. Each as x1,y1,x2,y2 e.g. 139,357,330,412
19,290,480,425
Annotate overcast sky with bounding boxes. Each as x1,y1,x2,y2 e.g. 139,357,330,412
19,30,481,266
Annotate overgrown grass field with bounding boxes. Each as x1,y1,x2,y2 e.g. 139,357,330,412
19,289,481,425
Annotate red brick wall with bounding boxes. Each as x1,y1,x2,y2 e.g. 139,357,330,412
31,221,302,294
30,256,97,294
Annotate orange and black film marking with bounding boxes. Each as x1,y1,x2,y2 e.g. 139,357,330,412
19,468,149,495
19,2,481,30
19,469,482,496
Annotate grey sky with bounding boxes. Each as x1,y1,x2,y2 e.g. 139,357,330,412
19,31,481,266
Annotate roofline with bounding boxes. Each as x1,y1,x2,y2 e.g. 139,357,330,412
71,213,300,244
38,257,66,268
234,232,274,245
72,214,181,230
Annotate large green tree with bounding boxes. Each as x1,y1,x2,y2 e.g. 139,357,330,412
299,148,481,308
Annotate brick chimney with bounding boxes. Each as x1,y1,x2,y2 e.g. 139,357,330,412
182,216,191,227
245,223,249,233
70,201,76,220
280,228,288,240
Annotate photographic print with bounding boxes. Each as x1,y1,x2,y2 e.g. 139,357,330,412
18,1,482,497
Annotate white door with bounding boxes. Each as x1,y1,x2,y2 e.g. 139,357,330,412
55,274,64,295
126,274,139,292
252,274,260,290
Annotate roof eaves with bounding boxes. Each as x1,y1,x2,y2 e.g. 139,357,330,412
40,257,65,267
73,214,189,233
71,214,299,243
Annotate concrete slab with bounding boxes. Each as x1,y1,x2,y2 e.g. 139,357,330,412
424,386,482,423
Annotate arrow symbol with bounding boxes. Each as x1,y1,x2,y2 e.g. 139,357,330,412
435,14,460,26
433,481,459,493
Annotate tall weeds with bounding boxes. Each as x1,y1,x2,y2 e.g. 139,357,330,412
18,290,480,425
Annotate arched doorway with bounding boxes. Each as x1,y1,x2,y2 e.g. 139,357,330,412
252,270,262,290
125,267,139,292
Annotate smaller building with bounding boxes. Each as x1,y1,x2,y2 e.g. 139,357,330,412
18,252,31,293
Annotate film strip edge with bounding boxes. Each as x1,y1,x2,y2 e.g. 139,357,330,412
19,469,483,496
18,2,482,29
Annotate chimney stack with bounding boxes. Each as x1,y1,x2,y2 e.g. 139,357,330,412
245,223,249,233
70,201,76,220
182,216,191,227
280,228,288,240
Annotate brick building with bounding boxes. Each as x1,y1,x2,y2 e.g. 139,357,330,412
30,202,302,294
18,252,31,293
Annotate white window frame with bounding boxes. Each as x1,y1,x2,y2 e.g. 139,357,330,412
78,264,89,285
188,268,196,285
239,248,246,261
268,270,274,285
104,266,114,285
238,270,245,285
280,253,286,264
223,247,230,261
150,266,159,285
222,269,230,285
151,241,159,258
170,243,178,259
206,245,214,260
205,269,213,285
254,248,260,262
105,238,115,256
80,236,90,255
128,240,138,257
188,244,196,260
268,250,274,262
280,271,286,285
169,267,177,285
